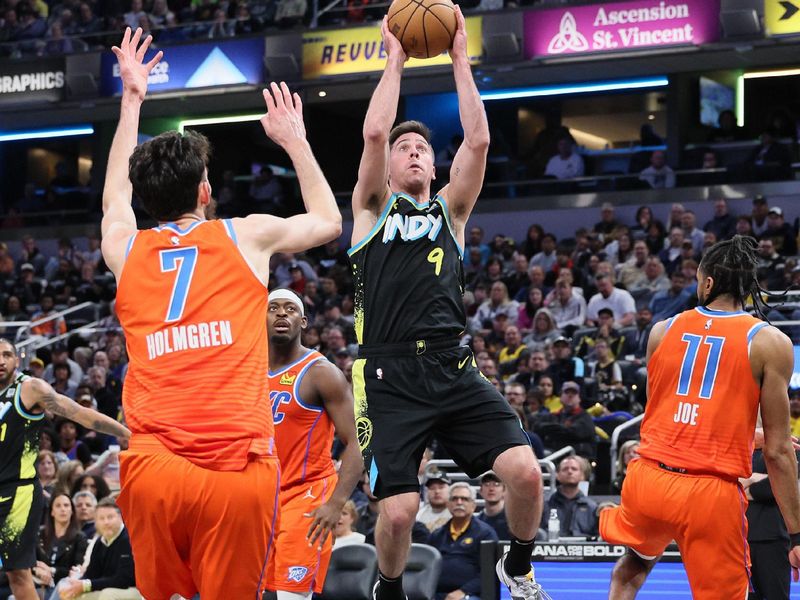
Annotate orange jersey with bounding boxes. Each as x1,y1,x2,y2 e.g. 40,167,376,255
116,220,273,471
640,306,767,480
269,350,336,489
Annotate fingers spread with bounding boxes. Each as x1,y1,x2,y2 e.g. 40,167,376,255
136,34,153,62
262,87,276,112
145,50,164,71
130,27,143,54
270,81,285,111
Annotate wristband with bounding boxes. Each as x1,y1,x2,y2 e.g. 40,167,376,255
790,532,800,548
83,580,92,593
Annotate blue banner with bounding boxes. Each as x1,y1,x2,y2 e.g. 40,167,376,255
100,37,264,96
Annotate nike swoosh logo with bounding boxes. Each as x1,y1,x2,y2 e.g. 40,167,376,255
458,356,470,369
0,496,11,502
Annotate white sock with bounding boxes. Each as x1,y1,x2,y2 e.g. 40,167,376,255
277,592,312,600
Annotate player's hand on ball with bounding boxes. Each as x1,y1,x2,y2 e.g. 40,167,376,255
260,81,307,148
111,27,163,102
448,5,467,61
305,500,341,548
381,15,407,62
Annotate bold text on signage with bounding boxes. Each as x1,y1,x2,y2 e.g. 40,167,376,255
0,71,64,94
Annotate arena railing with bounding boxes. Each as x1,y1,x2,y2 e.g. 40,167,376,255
424,446,571,501
609,414,644,485
13,301,100,360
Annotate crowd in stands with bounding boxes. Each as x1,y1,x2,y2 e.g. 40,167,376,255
527,116,798,191
4,191,800,597
0,0,558,57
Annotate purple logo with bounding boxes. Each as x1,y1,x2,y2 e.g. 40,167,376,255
525,0,720,58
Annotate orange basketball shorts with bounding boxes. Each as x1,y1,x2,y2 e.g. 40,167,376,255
266,473,338,594
117,434,281,600
600,458,751,600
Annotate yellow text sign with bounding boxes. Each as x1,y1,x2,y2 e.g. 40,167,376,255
302,16,482,79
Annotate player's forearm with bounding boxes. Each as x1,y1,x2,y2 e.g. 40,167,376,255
74,406,131,441
363,56,404,141
102,93,142,214
452,56,489,149
329,442,364,504
285,140,342,231
764,443,800,532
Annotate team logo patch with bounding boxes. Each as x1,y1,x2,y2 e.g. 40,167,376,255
280,372,297,385
462,537,473,545
356,416,373,451
287,566,308,582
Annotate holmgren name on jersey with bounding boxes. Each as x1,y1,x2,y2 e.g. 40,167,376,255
145,320,233,360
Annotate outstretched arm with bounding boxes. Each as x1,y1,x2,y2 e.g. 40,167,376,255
101,27,163,278
439,6,489,227
306,361,364,547
352,16,406,222
23,378,130,440
236,82,342,259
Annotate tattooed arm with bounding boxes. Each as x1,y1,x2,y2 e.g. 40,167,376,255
22,378,131,440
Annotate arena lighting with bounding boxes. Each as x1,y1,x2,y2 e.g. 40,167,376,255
479,77,669,101
742,68,800,79
736,75,745,128
178,114,262,133
735,68,800,127
0,125,94,142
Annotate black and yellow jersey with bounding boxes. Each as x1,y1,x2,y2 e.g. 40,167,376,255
0,372,43,484
349,192,466,345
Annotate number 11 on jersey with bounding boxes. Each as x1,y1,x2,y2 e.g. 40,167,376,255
673,333,725,426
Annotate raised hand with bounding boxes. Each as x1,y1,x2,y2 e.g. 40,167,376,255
260,81,307,149
449,5,468,61
111,27,163,102
382,15,407,62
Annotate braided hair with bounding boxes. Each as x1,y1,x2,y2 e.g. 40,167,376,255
697,235,773,320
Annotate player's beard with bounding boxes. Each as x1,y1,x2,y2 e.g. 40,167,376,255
0,367,15,389
269,332,297,347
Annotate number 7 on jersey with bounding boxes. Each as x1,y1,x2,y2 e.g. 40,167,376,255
159,247,198,322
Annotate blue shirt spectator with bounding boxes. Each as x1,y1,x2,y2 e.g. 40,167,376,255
649,272,692,322
428,483,498,599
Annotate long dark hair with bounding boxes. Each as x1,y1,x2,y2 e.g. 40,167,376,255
70,474,111,502
42,493,81,551
698,235,771,320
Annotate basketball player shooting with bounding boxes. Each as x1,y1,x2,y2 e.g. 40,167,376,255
101,28,342,599
600,236,800,599
350,8,549,600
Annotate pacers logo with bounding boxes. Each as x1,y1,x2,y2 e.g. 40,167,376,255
356,416,373,451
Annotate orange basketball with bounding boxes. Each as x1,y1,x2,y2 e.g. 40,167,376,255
387,0,457,60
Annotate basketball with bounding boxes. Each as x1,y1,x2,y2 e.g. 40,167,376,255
387,0,457,59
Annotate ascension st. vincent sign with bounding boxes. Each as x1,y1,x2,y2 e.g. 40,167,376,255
524,0,721,59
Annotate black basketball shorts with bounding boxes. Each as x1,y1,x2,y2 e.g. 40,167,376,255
0,480,43,571
352,342,530,499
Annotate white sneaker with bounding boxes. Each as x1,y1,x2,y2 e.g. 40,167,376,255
496,551,552,600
